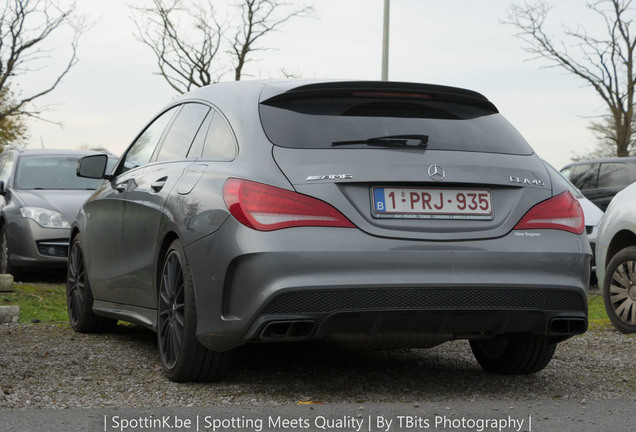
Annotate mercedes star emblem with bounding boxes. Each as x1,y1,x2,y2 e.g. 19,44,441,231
428,164,446,181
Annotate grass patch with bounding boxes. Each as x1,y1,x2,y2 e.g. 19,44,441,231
0,283,68,322
588,286,610,325
0,283,612,326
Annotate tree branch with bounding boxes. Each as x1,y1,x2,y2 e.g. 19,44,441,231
231,0,315,80
0,0,86,124
504,0,636,157
131,0,224,93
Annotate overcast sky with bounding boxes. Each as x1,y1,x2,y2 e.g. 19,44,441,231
20,0,611,170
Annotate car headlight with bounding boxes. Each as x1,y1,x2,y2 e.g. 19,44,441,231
20,207,70,228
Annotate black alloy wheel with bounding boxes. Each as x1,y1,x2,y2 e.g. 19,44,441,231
66,235,115,333
158,248,186,370
157,239,230,382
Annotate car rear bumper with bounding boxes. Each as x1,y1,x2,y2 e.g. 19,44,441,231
242,292,587,351
187,222,591,352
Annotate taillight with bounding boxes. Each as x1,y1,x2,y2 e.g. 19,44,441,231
223,178,355,231
514,191,584,234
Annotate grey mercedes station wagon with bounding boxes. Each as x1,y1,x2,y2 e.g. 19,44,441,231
68,80,591,382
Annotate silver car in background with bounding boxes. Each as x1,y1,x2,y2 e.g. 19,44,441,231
68,80,591,382
0,148,117,279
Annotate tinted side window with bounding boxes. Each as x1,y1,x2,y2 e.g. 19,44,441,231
202,113,237,159
569,163,599,190
598,163,630,188
187,111,211,158
156,103,210,162
188,110,238,160
120,106,179,173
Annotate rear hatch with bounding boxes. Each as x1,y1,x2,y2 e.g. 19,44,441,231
259,82,552,241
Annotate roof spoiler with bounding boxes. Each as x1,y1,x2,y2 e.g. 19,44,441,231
261,81,498,113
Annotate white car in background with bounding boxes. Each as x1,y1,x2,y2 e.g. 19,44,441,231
596,182,636,334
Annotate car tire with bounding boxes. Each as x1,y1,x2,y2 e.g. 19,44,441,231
0,225,22,280
66,234,116,333
157,239,230,382
602,246,636,334
469,336,556,374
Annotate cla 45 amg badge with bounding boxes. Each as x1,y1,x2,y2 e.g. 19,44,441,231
510,176,545,187
306,174,353,181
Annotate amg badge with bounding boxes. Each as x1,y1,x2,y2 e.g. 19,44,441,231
306,174,353,181
510,176,545,187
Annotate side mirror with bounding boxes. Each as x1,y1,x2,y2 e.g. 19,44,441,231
77,154,109,179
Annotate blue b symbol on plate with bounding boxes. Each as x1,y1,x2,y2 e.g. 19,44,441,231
374,188,386,212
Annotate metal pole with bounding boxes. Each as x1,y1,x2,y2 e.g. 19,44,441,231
382,0,390,80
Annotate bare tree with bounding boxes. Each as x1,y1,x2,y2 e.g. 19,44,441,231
132,0,224,93
0,0,86,126
132,0,314,93
573,112,636,160
230,0,314,81
505,0,636,157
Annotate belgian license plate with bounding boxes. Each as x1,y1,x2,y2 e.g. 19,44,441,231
372,187,493,220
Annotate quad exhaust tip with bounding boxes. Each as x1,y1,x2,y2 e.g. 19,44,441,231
260,320,316,341
550,318,587,335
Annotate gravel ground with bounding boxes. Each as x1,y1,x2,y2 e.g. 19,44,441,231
1,321,634,409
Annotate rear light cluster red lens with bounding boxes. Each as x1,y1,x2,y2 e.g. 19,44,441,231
223,178,355,231
514,191,584,234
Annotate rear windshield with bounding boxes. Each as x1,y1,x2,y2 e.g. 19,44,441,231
15,155,115,190
259,97,533,155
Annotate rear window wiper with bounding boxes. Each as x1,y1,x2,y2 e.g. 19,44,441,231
331,134,429,148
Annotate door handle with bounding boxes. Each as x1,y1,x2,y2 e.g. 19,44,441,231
151,177,168,192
